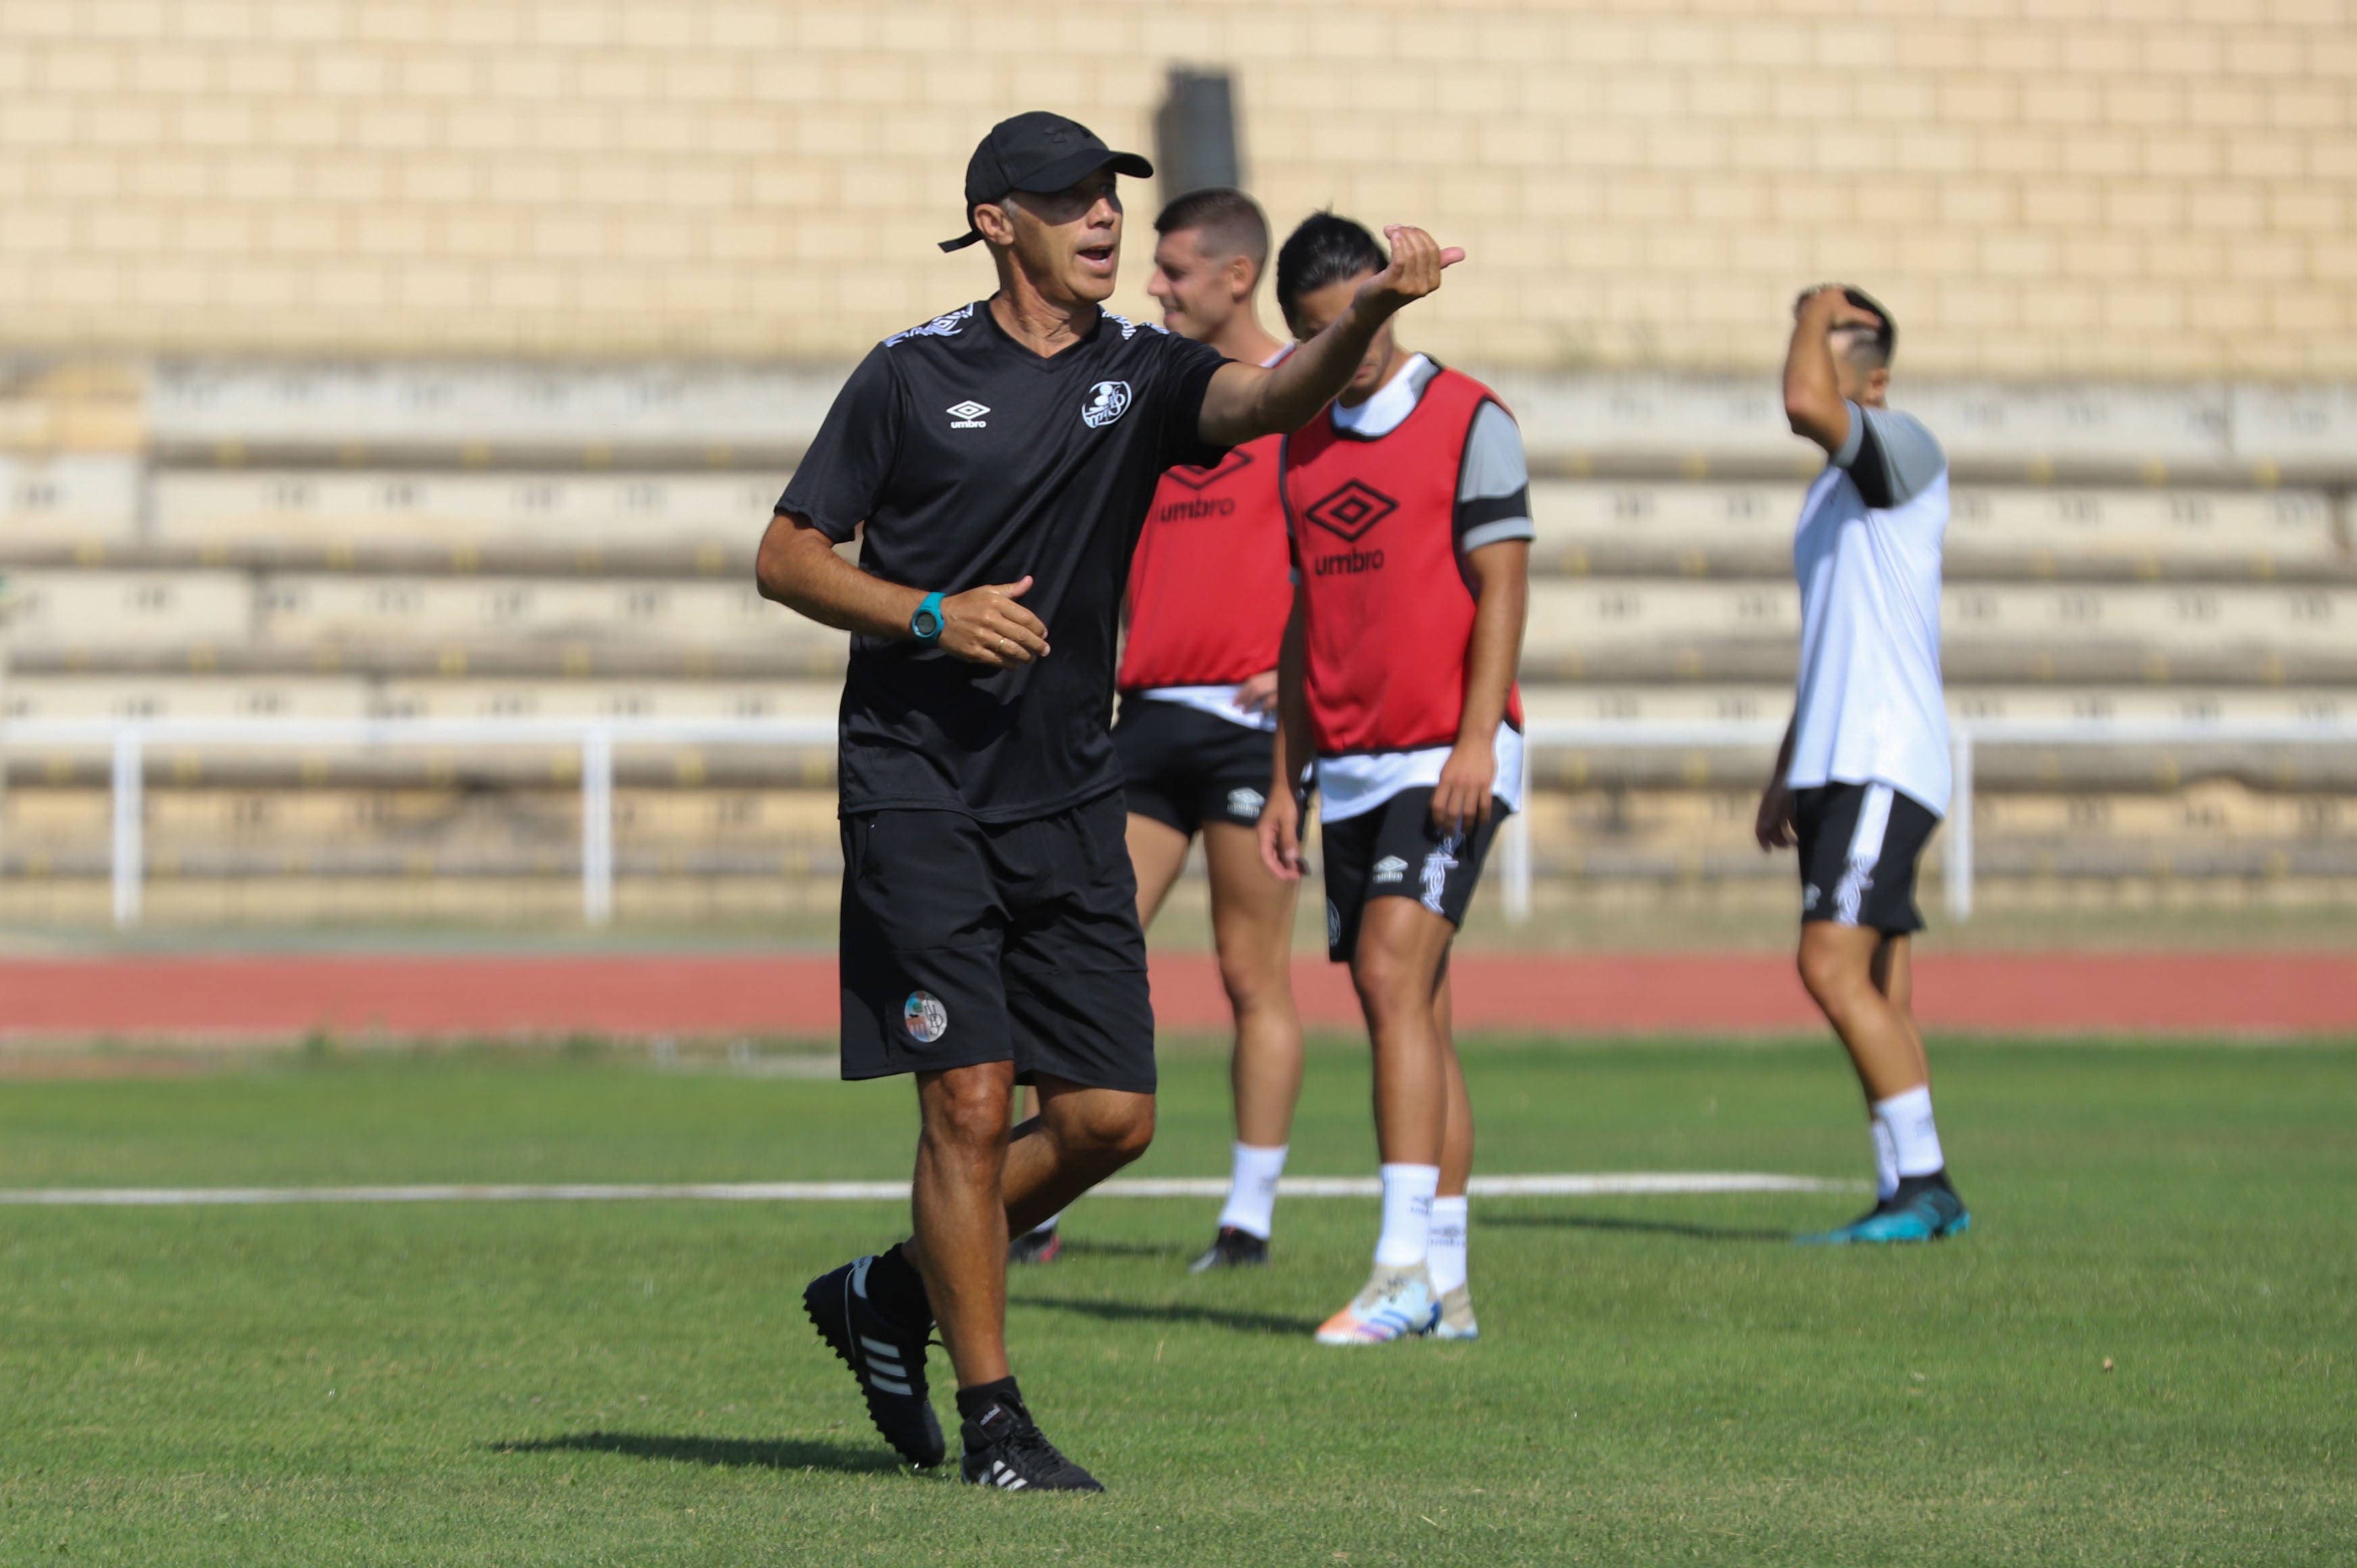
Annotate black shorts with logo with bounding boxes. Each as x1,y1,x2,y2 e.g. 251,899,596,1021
1113,694,1278,838
1793,781,1940,935
1319,785,1510,964
837,791,1156,1093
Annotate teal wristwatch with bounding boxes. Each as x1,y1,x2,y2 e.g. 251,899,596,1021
910,590,945,645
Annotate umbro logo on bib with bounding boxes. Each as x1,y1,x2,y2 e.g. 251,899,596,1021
1082,381,1131,428
946,400,989,429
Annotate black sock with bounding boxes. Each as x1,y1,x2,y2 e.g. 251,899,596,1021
863,1243,933,1333
956,1376,1023,1425
1893,1169,1951,1201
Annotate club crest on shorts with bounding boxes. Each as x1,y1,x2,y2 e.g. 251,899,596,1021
1081,380,1131,428
1227,786,1265,818
902,990,948,1043
1327,901,1342,949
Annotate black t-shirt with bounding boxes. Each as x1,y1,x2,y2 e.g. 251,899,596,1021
778,300,1230,822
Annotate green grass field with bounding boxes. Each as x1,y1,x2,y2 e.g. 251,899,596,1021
2,1037,2351,1565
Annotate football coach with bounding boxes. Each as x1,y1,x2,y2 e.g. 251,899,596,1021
758,110,1460,1492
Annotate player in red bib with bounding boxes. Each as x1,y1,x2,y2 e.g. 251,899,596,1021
1258,214,1533,1345
1011,189,1309,1275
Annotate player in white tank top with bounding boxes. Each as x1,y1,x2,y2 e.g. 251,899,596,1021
1755,284,1971,1247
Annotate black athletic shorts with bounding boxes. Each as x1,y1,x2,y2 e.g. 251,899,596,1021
837,791,1155,1093
1319,785,1509,964
1793,781,1940,935
1113,694,1278,837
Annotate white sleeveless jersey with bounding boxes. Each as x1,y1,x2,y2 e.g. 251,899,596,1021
1787,401,1952,817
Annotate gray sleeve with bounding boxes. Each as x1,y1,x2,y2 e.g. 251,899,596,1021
1455,401,1535,554
1832,401,1945,510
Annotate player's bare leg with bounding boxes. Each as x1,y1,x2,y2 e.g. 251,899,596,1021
1350,898,1456,1167
1187,820,1305,1270
1797,923,1924,1101
1796,923,1965,1244
896,1068,1153,1383
1317,897,1457,1342
1428,956,1480,1337
902,1060,1022,1385
1128,812,1193,923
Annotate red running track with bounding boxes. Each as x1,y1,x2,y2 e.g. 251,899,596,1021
0,951,2349,1042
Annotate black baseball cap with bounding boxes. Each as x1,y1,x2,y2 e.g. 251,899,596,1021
939,112,1153,253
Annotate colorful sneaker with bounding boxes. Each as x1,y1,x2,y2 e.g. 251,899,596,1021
1798,1180,1971,1245
1314,1261,1440,1344
1009,1224,1063,1265
958,1395,1104,1492
1428,1283,1480,1340
802,1254,946,1467
1187,1225,1269,1273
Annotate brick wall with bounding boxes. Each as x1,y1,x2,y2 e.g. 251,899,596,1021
1,1,2352,377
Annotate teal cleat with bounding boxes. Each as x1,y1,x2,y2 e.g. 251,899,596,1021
1798,1183,1970,1246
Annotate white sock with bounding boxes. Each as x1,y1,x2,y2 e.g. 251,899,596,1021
1372,1162,1440,1269
1869,1117,1900,1200
1872,1086,1944,1181
1426,1195,1469,1294
1215,1142,1287,1240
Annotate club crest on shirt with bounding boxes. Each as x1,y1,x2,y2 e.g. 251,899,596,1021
1082,380,1132,429
903,990,948,1043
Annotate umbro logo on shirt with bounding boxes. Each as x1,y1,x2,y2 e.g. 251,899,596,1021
1305,480,1399,542
946,401,990,429
1372,855,1409,884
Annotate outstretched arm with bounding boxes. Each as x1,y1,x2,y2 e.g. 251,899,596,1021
754,512,1048,669
1197,226,1463,447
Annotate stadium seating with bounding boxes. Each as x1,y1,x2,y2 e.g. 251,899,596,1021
1,358,2351,921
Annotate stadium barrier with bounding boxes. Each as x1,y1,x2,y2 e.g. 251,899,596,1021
3,714,2352,931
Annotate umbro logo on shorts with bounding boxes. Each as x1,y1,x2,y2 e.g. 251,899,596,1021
1372,855,1408,884
1082,380,1131,428
946,400,989,428
1227,787,1265,818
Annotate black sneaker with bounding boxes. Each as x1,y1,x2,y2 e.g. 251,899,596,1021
802,1255,946,1468
1008,1225,1063,1265
958,1396,1104,1492
1187,1225,1269,1273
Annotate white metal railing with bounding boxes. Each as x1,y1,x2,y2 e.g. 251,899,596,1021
1507,715,2357,925
3,717,835,929
2,715,2352,930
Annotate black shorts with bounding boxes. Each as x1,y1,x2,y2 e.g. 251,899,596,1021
1319,786,1509,964
838,791,1155,1093
1793,781,1939,935
1113,695,1277,838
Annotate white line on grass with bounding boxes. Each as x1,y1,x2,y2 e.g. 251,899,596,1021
0,1173,1859,1207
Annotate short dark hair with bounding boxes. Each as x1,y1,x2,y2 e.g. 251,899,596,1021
1275,212,1387,333
1839,287,1897,368
1155,187,1270,277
